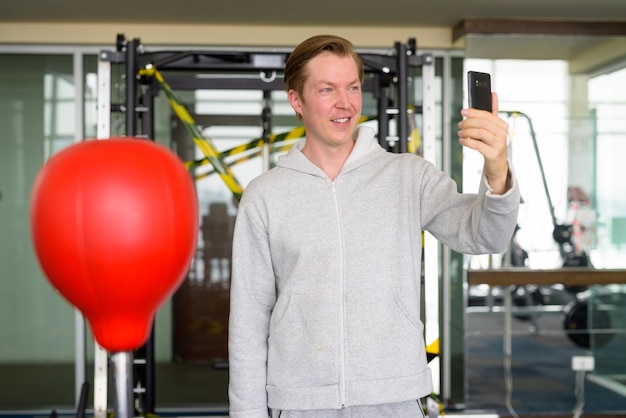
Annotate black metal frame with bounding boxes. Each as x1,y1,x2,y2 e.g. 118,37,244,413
103,35,432,149
99,33,433,413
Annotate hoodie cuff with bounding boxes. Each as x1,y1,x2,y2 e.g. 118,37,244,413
481,161,517,199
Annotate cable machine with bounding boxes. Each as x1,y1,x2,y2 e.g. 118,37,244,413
93,33,436,416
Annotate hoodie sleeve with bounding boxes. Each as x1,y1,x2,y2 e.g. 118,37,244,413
229,191,275,418
420,160,521,255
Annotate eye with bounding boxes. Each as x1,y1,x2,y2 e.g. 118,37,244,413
320,87,333,93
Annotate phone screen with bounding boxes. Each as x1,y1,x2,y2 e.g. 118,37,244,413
468,71,492,112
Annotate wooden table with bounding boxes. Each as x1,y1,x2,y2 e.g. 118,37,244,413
467,267,626,287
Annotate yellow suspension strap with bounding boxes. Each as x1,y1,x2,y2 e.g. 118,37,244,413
139,65,244,202
194,138,301,181
426,337,439,363
187,115,373,177
185,138,263,171
407,105,422,155
186,125,307,171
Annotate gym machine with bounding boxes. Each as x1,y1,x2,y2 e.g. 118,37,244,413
94,33,436,415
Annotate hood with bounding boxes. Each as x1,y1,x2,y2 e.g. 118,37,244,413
275,126,384,177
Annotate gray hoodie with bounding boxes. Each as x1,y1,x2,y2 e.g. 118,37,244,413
229,126,520,417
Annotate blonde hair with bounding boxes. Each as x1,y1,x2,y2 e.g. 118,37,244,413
284,34,364,101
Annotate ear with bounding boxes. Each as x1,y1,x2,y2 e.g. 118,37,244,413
288,89,303,116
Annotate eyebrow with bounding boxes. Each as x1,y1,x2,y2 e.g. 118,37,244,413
314,77,361,87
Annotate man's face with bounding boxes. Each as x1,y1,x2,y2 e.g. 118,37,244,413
288,52,362,148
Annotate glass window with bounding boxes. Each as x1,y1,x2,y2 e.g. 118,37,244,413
463,57,626,416
0,53,77,410
464,59,570,269
587,67,626,391
588,68,626,268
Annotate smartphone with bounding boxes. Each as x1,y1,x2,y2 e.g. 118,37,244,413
468,71,492,112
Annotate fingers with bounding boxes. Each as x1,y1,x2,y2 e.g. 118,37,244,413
457,110,508,146
459,92,511,191
491,91,499,115
457,102,509,162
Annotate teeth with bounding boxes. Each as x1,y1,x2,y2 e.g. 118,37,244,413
333,117,349,123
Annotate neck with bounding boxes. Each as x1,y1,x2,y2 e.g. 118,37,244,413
302,141,354,181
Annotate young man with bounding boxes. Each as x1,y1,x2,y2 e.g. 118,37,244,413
228,35,520,418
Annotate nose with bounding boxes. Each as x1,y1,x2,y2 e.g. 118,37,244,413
335,90,350,108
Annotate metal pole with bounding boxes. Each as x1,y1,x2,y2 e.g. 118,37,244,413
395,42,408,154
261,90,272,172
143,330,156,414
73,311,85,406
111,351,135,418
421,54,439,399
375,75,390,150
440,52,453,405
94,54,112,418
136,71,158,415
142,82,157,415
125,39,138,136
505,111,557,228
504,286,516,416
525,112,557,228
72,49,87,408
141,82,155,140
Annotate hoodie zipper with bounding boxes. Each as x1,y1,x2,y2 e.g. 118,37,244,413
331,180,347,408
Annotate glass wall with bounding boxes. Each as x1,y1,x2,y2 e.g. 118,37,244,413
463,59,626,270
463,59,572,269
588,68,626,267
0,53,82,410
463,57,626,415
587,67,626,395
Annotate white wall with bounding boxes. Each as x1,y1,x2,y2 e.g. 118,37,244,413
0,22,455,50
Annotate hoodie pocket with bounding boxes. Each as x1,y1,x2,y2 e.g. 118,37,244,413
267,293,339,387
345,287,425,381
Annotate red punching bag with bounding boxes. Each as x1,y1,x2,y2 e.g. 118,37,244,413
30,138,198,352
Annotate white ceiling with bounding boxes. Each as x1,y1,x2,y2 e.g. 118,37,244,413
2,0,626,64
2,0,626,28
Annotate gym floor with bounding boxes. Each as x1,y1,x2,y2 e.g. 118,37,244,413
1,310,625,417
465,309,626,416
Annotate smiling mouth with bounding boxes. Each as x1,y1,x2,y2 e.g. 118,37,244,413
332,117,350,123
